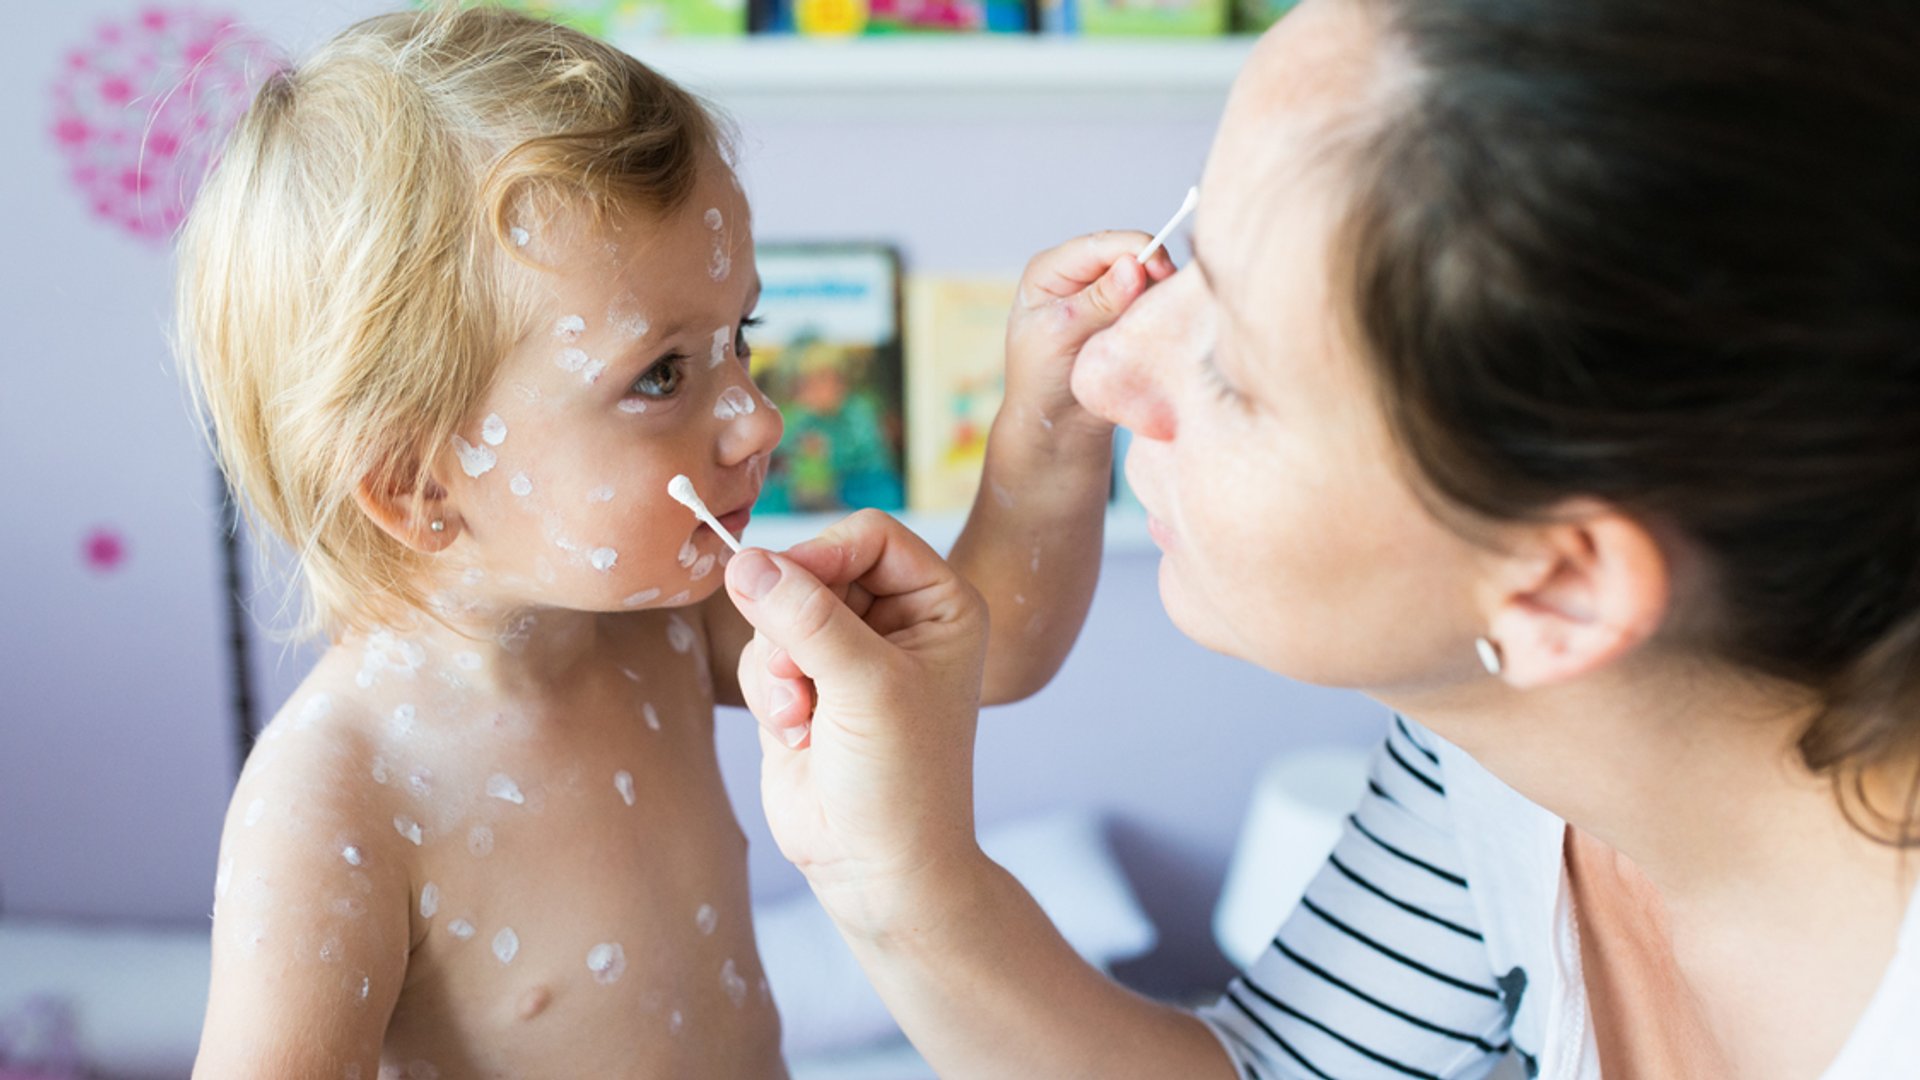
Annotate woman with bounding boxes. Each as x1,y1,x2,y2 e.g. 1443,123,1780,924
722,0,1920,1075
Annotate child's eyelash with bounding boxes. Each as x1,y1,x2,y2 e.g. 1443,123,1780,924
1201,351,1242,405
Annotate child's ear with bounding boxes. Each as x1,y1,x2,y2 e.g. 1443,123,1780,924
352,462,459,554
1480,504,1670,690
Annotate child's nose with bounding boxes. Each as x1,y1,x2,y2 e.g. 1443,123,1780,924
715,366,784,467
1072,304,1179,444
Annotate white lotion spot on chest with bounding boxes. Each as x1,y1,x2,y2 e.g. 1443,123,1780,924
419,881,439,919
696,903,718,935
492,927,519,965
589,547,619,572
467,825,494,857
243,798,265,827
393,815,423,846
615,770,636,806
643,702,662,731
667,615,695,653
554,314,586,342
447,917,476,940
485,773,525,805
587,942,627,985
481,414,508,447
588,485,615,503
509,472,533,497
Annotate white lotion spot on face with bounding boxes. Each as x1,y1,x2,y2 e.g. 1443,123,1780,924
492,927,519,965
623,588,661,608
342,845,363,867
689,553,717,581
371,756,391,784
710,326,730,368
615,770,635,806
583,358,606,384
243,798,265,827
714,386,757,421
391,703,416,738
485,774,525,805
589,547,618,572
509,472,533,497
454,651,483,671
710,242,731,283
696,903,718,935
554,314,586,342
448,918,475,940
588,485,615,503
452,435,496,478
393,815,423,846
991,481,1015,509
420,882,439,919
587,942,627,985
643,702,661,731
667,614,695,654
666,589,691,605
617,398,648,415
704,208,723,230
556,347,589,374
722,958,748,1006
407,766,433,799
467,825,494,857
481,414,507,447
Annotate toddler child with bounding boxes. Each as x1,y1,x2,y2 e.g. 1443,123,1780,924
176,6,1169,1078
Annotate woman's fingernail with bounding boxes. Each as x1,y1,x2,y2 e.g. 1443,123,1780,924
731,549,781,600
770,683,798,719
782,723,810,749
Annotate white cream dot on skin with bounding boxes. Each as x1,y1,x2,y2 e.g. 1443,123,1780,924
666,590,691,605
588,485,615,503
454,651,483,670
556,347,589,374
468,825,494,857
696,903,717,935
589,547,618,572
622,588,661,608
296,694,331,729
617,398,648,415
481,414,508,446
643,703,661,731
710,243,731,283
407,767,433,798
554,314,586,341
991,481,1015,509
704,208,723,230
243,798,265,827
448,918,475,940
485,774,525,805
583,358,606,384
331,895,368,919
689,553,717,581
320,936,342,963
721,958,748,1006
451,435,497,478
622,667,642,683
391,703,416,737
587,942,627,985
714,386,757,421
509,472,533,497
371,757,391,785
420,882,439,919
493,927,519,965
668,1009,685,1035
614,770,635,805
214,857,232,900
710,326,730,367
393,815,423,846
677,538,698,568
342,845,363,867
667,615,695,653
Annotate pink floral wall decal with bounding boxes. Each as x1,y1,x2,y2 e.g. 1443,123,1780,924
48,7,279,244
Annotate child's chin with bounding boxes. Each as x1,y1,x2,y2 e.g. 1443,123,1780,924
603,573,726,612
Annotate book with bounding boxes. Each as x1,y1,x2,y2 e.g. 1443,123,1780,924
476,0,748,38
1073,0,1227,36
749,244,908,515
772,0,1033,34
904,276,1018,512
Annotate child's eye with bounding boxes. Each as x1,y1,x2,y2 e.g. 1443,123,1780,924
629,354,687,399
734,316,763,365
1200,351,1242,406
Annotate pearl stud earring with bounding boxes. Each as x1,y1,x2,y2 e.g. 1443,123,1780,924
429,520,445,533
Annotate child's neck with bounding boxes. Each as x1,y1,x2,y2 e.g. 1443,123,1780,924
353,604,610,701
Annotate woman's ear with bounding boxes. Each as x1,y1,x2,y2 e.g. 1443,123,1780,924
1481,504,1670,689
352,462,459,554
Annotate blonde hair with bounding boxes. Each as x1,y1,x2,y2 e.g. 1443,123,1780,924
175,4,723,640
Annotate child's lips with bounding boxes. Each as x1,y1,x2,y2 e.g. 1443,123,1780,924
713,507,753,539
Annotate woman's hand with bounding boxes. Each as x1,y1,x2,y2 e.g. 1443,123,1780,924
725,510,990,934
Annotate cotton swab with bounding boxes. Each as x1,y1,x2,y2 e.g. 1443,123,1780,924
667,474,744,554
1137,185,1199,264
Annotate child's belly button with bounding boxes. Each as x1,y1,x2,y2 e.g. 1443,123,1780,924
517,983,553,1020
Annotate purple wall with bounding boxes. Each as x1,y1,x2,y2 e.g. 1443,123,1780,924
0,0,1382,997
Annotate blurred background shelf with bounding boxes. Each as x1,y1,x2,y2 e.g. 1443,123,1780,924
624,37,1257,115
741,507,1154,554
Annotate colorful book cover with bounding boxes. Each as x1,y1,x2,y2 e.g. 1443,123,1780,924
469,0,747,39
1074,0,1227,36
777,0,1032,34
749,244,908,515
904,276,1017,512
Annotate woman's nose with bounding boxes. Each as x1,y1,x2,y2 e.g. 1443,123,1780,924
1070,284,1185,443
716,366,784,467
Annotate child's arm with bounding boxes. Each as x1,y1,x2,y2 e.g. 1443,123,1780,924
193,741,412,1078
949,231,1173,704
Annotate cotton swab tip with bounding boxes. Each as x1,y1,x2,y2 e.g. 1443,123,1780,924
666,474,744,554
1137,185,1199,264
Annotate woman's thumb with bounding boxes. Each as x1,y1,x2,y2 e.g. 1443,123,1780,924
726,549,882,678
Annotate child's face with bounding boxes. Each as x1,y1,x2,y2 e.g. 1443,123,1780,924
435,163,780,616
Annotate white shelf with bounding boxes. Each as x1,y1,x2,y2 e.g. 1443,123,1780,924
738,507,1154,555
622,37,1255,114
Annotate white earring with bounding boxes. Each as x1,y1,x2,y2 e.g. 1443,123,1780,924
429,519,446,533
1475,636,1503,676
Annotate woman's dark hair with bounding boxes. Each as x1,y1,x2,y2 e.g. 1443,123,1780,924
1342,0,1920,840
